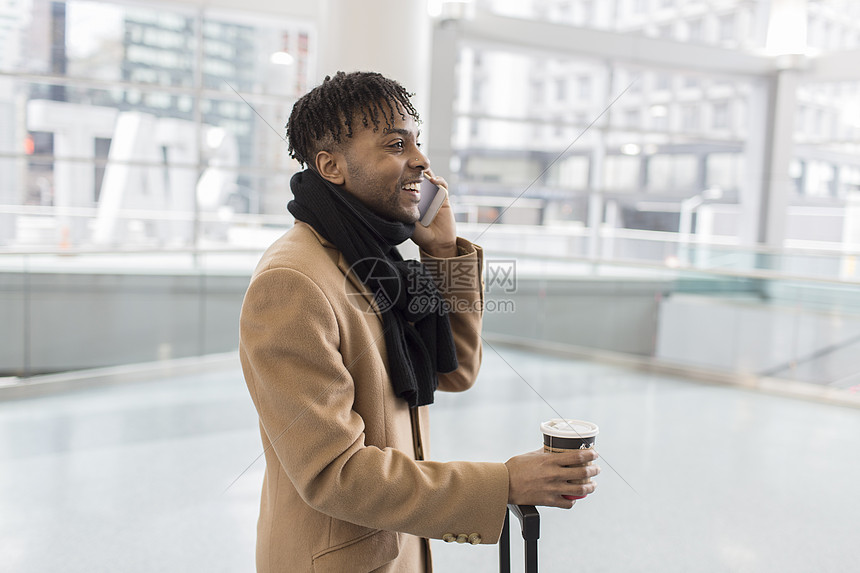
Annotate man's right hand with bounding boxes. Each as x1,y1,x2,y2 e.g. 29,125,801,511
504,448,600,509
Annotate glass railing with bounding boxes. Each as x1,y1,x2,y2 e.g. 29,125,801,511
457,222,860,283
0,203,293,253
0,247,263,380
459,225,860,400
3,204,859,282
2,219,858,403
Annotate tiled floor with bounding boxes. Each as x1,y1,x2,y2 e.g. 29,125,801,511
1,346,858,572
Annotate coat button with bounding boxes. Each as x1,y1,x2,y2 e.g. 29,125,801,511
468,533,482,545
456,534,468,544
442,533,456,543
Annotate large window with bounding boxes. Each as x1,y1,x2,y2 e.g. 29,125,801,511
451,47,751,242
785,79,860,248
0,0,314,249
444,1,859,261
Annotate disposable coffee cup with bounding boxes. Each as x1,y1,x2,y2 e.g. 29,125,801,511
541,419,599,500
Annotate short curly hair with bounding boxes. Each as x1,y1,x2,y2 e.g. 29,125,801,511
286,71,420,167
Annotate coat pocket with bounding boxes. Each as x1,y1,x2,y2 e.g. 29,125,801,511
312,528,400,573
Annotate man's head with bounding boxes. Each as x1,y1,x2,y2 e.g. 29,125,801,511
286,71,430,224
287,71,420,167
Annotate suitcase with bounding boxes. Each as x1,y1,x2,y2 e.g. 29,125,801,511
499,504,540,573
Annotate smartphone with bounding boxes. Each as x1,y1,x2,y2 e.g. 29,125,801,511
417,178,446,227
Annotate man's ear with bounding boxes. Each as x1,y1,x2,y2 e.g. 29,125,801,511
314,150,345,185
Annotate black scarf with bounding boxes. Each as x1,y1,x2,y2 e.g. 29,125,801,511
287,169,458,407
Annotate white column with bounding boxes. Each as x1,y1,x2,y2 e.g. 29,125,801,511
586,148,605,260
741,68,799,253
318,0,433,120
759,67,799,248
739,0,807,250
759,0,807,248
739,77,770,248
586,67,612,260
53,130,95,245
427,19,459,182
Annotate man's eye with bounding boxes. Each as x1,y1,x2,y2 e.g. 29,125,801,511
416,142,422,148
391,141,404,149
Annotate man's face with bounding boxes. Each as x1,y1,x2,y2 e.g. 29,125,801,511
339,108,428,224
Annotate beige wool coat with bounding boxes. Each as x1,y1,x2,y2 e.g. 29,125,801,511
239,221,510,573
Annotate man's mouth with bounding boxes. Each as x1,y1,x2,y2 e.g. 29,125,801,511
401,181,421,201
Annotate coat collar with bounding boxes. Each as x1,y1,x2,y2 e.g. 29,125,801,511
296,221,385,322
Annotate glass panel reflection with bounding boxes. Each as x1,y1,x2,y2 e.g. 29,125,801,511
0,0,312,250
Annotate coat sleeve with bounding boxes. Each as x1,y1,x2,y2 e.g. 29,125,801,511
239,264,509,542
420,237,485,392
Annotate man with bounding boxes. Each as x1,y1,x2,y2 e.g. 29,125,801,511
239,71,599,573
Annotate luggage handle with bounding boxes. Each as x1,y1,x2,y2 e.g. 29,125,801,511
499,504,540,573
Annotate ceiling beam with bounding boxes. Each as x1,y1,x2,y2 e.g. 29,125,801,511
456,9,776,77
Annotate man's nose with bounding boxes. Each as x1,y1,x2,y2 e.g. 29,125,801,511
411,148,430,171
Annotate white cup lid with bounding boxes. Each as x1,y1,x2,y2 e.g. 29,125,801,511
541,418,599,439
